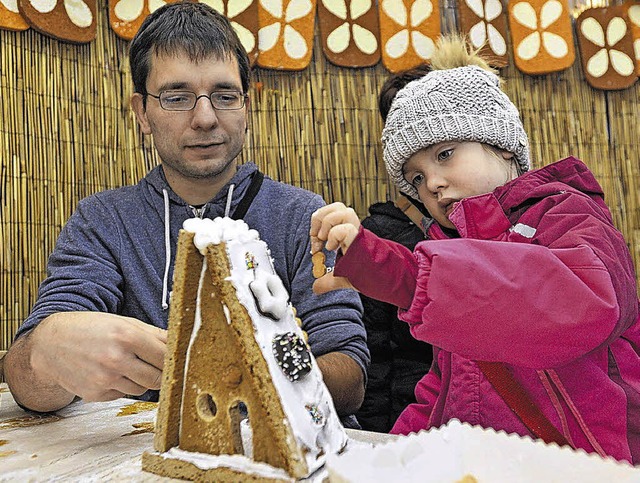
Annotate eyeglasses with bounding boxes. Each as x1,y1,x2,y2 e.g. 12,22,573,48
146,90,248,111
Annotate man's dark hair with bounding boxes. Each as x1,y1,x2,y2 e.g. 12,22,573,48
377,64,432,122
129,1,251,96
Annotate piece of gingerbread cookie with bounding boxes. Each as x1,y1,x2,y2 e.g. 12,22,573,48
312,251,327,279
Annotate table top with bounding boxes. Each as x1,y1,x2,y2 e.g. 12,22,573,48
0,384,394,481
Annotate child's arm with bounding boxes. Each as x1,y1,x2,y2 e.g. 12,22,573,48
311,203,419,308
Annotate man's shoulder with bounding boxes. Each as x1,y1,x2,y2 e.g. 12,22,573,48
79,183,143,208
258,176,324,210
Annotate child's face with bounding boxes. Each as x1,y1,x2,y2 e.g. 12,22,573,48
403,142,517,229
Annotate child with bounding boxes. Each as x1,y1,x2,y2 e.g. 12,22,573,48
310,36,640,464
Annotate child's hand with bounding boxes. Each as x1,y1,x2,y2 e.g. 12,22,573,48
310,202,361,256
309,202,360,295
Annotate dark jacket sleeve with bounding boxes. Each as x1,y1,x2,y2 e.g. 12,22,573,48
354,204,432,433
16,196,124,339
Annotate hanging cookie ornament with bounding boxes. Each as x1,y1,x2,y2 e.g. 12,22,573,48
205,0,259,66
0,0,29,31
257,0,317,70
457,0,508,67
272,332,313,382
623,1,640,76
318,0,381,68
507,0,575,74
19,0,96,43
577,6,637,90
378,0,441,73
109,0,167,41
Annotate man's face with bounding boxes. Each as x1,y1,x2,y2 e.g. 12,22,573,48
132,52,249,184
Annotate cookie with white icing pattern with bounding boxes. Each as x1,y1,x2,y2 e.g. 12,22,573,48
18,0,96,43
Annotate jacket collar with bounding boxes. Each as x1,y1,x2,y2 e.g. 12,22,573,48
428,156,605,240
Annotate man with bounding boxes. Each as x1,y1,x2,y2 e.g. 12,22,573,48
4,2,368,421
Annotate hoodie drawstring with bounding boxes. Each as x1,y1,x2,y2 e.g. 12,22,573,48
160,184,236,311
224,184,235,217
161,189,171,310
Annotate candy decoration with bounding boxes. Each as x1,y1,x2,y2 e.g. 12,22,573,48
508,0,575,74
245,251,258,271
305,403,325,424
272,332,312,382
249,272,289,320
577,6,637,90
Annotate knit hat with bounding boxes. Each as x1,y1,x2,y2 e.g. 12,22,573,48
382,65,530,199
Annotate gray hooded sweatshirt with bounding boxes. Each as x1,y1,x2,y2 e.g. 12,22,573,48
17,163,369,409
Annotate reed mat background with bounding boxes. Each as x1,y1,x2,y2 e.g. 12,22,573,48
1,3,639,354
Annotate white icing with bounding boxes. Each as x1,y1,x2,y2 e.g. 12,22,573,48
184,217,259,253
2,0,19,13
113,0,144,22
28,0,56,14
161,448,293,480
227,0,252,18
148,0,164,12
181,217,347,477
64,0,93,28
249,272,289,320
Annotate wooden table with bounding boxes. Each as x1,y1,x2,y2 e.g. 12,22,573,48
0,384,393,480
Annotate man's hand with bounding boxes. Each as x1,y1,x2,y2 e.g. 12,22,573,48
5,312,167,412
312,271,355,295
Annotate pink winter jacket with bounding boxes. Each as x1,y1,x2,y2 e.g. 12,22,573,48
335,157,640,463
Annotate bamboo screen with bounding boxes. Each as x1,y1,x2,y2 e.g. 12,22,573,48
1,4,639,353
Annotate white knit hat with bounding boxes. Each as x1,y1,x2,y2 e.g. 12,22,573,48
382,65,530,199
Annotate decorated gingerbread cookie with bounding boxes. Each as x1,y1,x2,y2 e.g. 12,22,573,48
257,0,317,70
0,0,29,31
109,0,168,41
378,0,441,73
457,0,508,67
18,0,96,43
577,5,636,90
318,0,381,68
507,0,575,74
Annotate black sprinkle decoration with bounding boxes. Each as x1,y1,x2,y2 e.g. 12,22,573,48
272,332,312,382
305,403,324,425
